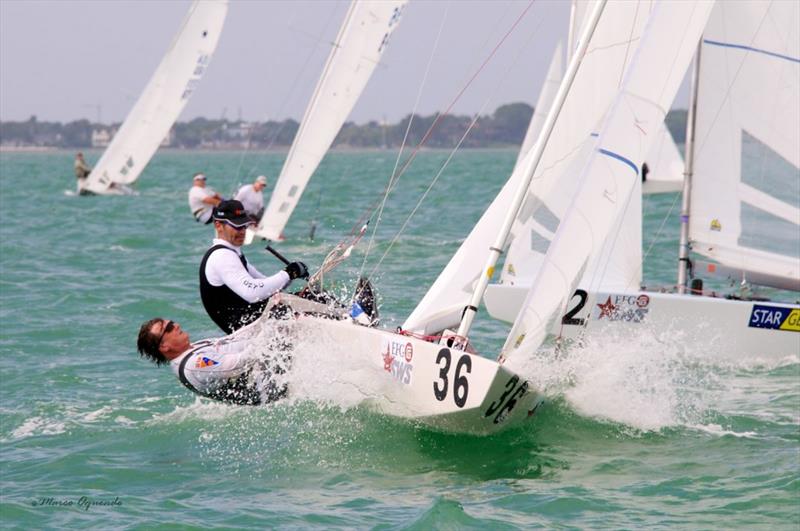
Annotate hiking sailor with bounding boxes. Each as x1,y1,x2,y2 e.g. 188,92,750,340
136,318,286,405
234,174,268,222
188,172,223,224
74,152,91,181
200,199,308,334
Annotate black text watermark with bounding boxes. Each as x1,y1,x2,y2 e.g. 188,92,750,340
31,496,122,511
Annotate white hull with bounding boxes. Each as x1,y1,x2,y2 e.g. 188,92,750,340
274,295,543,435
485,285,800,361
77,183,137,196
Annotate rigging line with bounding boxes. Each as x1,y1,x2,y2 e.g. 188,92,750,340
640,190,683,285
368,111,484,278
357,1,452,279
356,0,537,272
368,7,552,279
233,2,344,184
387,0,537,187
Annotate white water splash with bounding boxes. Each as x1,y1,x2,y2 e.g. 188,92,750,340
10,416,67,439
505,322,795,434
240,317,385,409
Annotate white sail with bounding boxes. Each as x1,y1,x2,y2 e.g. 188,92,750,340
81,0,228,195
514,41,563,171
253,0,407,241
641,121,684,194
688,0,800,291
501,0,714,360
403,0,654,335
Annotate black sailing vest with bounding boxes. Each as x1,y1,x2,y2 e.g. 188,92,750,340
199,244,270,334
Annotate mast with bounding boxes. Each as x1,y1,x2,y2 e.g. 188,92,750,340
677,40,702,294
455,0,608,341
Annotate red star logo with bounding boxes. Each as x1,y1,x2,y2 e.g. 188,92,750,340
596,296,616,319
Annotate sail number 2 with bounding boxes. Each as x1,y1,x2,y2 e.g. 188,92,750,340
433,348,471,407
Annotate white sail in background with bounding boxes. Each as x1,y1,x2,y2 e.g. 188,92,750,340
514,41,563,171
501,0,714,360
642,121,683,194
689,0,800,291
81,0,228,195
253,0,407,241
403,0,654,335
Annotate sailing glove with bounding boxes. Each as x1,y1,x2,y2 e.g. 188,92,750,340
285,261,309,280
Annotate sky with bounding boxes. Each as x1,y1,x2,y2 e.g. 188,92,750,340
0,0,689,125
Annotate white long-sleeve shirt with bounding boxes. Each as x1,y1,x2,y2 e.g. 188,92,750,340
203,239,290,303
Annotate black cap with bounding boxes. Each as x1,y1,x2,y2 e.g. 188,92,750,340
212,200,253,228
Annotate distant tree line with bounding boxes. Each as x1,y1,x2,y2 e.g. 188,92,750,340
0,104,688,149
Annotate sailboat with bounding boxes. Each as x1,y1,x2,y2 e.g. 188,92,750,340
257,0,713,435
248,0,407,242
483,0,799,361
79,0,228,196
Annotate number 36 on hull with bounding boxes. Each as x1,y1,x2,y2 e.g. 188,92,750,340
303,315,544,436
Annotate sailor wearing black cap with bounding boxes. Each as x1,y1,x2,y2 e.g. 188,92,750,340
200,200,308,333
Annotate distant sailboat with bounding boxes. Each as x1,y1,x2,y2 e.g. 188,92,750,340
248,0,407,242
79,0,228,195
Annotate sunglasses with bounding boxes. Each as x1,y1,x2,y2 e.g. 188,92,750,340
222,221,251,231
157,320,175,346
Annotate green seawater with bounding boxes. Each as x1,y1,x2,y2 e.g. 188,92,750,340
1,150,798,529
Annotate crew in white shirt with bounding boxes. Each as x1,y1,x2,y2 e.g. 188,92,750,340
188,173,223,224
234,175,268,221
199,199,308,333
136,317,287,405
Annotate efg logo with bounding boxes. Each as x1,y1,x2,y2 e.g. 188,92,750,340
748,305,800,332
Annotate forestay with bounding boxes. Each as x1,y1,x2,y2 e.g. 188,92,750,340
253,0,407,241
81,0,227,195
501,0,715,360
688,0,800,291
403,0,655,336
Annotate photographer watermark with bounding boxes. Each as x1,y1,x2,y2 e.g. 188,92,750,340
32,496,122,511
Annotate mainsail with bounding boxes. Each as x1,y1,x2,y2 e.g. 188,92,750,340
252,0,407,241
501,0,714,359
688,0,800,291
81,0,228,195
